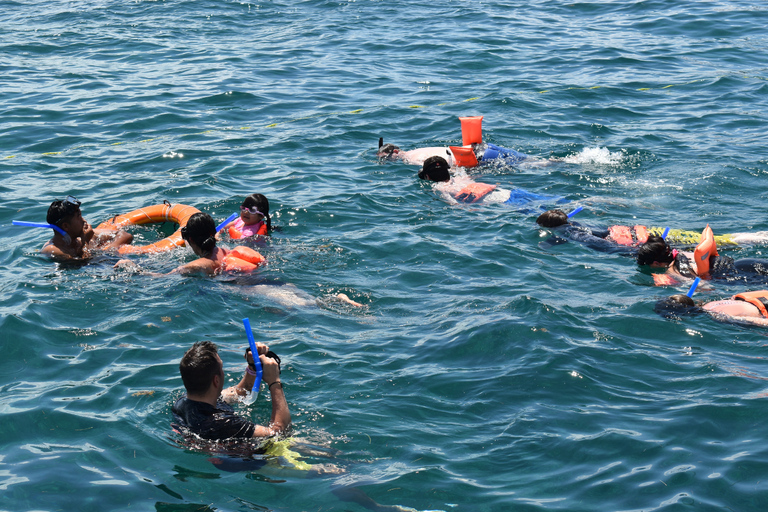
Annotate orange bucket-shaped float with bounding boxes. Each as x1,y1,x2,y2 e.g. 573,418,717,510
459,116,483,146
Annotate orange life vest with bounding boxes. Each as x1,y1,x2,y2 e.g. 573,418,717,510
455,183,496,203
222,246,266,273
228,222,268,239
733,290,768,318
607,225,649,246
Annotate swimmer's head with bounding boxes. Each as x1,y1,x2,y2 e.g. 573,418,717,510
47,195,82,227
637,238,676,266
241,193,271,230
377,143,400,160
536,209,569,228
181,212,217,256
179,341,223,395
419,156,451,182
654,294,701,319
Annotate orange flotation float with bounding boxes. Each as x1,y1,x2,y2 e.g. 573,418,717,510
693,224,718,277
449,146,479,168
223,246,267,273
459,116,483,146
607,225,650,246
455,182,496,203
228,222,268,240
733,290,768,318
96,202,200,255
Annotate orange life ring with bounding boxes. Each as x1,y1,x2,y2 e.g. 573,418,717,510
96,203,201,255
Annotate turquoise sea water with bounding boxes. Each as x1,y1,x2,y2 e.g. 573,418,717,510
3,0,768,510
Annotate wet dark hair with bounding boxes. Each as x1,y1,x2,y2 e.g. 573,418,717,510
242,193,271,231
46,200,81,226
536,209,569,228
179,341,221,395
654,294,702,319
637,238,675,266
182,212,217,256
418,156,451,182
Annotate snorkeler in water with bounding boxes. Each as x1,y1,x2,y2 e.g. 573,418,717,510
41,196,133,261
655,291,768,327
418,156,564,207
115,212,362,307
637,235,768,286
536,209,768,251
224,193,272,239
378,138,530,167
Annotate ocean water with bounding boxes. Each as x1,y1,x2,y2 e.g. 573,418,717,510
3,0,768,510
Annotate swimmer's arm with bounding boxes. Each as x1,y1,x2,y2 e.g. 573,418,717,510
42,240,90,261
171,259,217,276
255,354,290,437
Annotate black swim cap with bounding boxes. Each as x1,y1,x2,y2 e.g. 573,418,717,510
419,156,450,182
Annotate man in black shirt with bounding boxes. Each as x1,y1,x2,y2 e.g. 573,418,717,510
172,340,290,440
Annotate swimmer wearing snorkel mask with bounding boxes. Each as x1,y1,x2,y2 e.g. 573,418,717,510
41,196,133,261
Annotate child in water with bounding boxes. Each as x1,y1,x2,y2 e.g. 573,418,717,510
226,194,271,239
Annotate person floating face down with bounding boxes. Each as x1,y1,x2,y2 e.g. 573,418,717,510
418,156,565,207
41,196,133,261
536,209,665,255
655,291,768,327
172,340,289,440
637,236,768,286
377,138,529,167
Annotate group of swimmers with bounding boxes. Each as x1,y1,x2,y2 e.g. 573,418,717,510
379,116,768,329
19,116,768,492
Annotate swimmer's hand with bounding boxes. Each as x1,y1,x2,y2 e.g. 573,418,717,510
335,293,363,308
82,221,95,244
114,259,141,272
245,342,269,362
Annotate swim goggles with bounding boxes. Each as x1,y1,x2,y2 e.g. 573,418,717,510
63,195,81,207
240,206,265,216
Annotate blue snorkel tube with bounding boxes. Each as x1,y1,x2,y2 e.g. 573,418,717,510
13,220,71,244
567,206,583,219
661,227,670,240
216,213,238,233
242,318,263,402
686,277,700,298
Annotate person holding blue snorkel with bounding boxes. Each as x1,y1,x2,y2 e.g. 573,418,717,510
172,340,289,440
40,196,133,261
